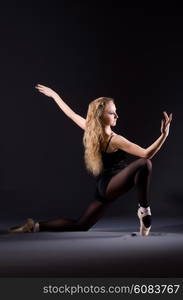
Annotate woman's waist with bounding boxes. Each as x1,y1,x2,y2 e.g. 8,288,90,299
97,162,128,179
103,161,128,171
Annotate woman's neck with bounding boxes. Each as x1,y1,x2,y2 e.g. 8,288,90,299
103,125,113,136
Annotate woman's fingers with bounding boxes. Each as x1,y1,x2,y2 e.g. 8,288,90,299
35,84,55,98
36,86,47,92
163,111,169,122
35,84,57,98
166,113,172,124
169,113,173,122
35,84,48,91
163,111,173,125
36,84,46,88
161,119,164,130
36,86,48,95
35,86,43,90
163,112,168,126
161,111,172,134
36,85,44,89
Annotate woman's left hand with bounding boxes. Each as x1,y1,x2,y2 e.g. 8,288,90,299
160,111,173,136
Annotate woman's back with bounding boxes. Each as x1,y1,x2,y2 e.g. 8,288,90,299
100,133,127,172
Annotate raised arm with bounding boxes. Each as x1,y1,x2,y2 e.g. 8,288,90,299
35,84,86,130
111,111,172,159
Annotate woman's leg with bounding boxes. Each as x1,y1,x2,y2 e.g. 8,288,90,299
104,158,152,235
39,158,152,232
38,199,109,232
105,158,152,206
9,158,152,233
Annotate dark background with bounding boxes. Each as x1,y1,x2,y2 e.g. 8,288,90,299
0,2,182,221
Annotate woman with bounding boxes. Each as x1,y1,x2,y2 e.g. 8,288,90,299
9,84,172,236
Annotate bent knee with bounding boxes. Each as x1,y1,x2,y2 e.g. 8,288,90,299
139,157,152,171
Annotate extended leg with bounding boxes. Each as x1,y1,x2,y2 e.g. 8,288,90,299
37,200,109,232
9,200,109,233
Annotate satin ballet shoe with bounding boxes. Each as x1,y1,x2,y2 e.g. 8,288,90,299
9,218,35,233
137,207,152,236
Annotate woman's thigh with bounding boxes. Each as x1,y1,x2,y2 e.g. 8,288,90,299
105,158,150,201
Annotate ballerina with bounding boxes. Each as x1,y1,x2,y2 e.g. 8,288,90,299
9,84,172,235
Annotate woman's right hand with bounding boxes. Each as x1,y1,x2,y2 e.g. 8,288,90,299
35,84,58,99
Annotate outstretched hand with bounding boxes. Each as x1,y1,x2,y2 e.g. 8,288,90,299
35,84,58,98
160,111,173,136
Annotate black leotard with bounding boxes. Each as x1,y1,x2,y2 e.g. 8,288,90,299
94,134,128,202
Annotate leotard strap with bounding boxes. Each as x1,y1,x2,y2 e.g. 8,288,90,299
104,134,114,153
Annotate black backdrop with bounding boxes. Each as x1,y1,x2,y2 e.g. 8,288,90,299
0,2,182,221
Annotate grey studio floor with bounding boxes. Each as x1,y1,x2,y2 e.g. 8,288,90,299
0,217,183,277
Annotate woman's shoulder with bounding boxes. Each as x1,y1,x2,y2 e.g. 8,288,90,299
111,131,118,137
110,132,124,147
111,132,120,140
101,132,119,152
111,132,125,139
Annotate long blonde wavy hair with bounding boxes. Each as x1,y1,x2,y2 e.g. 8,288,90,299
83,97,115,176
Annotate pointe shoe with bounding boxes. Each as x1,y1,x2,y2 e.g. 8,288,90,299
137,207,151,236
9,218,35,233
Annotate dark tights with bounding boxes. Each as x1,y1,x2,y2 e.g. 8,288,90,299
39,158,152,232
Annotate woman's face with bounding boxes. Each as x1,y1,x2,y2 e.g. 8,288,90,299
101,101,118,126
